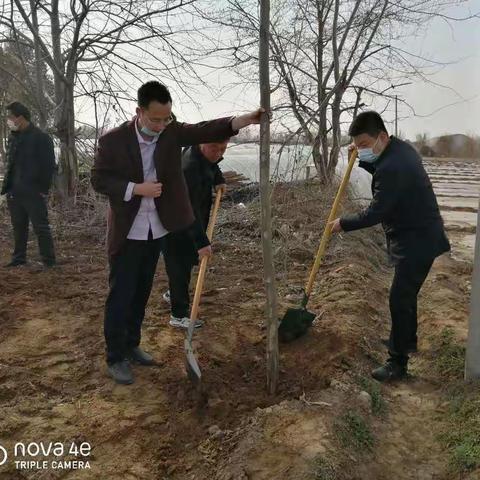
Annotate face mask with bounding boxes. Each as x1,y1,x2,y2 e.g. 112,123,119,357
358,137,381,163
138,110,170,138
140,124,160,138
7,119,18,131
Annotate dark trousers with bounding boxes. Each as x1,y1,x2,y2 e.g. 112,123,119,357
388,256,434,365
163,248,195,319
104,236,163,365
6,192,56,265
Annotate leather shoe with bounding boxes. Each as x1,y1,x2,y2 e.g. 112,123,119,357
372,360,407,382
108,360,134,385
127,347,156,366
4,260,27,268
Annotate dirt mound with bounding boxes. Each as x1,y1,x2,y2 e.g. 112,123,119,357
0,178,476,479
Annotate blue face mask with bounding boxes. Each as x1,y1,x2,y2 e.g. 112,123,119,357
140,125,160,138
358,137,381,164
138,110,169,139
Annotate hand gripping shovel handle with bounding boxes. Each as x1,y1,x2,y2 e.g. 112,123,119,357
188,190,223,336
303,149,358,305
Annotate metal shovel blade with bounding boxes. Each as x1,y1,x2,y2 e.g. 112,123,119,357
184,191,223,386
185,336,202,384
278,307,316,343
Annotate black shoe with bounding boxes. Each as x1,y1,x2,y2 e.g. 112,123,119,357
381,338,418,354
31,262,57,273
107,360,134,384
127,347,155,366
4,260,26,268
372,361,407,382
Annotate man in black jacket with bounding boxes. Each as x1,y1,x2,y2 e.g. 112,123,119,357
331,111,450,382
1,102,56,268
162,140,228,329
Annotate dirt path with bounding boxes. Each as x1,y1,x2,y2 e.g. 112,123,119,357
352,156,479,480
0,163,478,479
0,221,346,479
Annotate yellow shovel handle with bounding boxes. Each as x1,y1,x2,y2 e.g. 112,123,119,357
206,190,222,241
304,149,358,298
190,190,223,321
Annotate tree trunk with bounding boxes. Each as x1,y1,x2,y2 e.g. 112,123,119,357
29,0,47,130
0,96,6,167
50,0,77,200
259,0,279,395
312,140,327,182
55,83,77,200
312,104,331,183
328,92,343,177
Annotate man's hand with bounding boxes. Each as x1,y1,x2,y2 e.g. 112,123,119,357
215,183,227,194
231,108,267,130
330,218,343,234
133,182,162,198
198,245,212,259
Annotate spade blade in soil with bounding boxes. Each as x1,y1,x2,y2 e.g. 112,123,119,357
185,337,202,385
278,307,316,343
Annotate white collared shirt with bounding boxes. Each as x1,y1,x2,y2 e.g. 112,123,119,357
123,122,168,240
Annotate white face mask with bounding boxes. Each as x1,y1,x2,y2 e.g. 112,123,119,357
7,119,18,131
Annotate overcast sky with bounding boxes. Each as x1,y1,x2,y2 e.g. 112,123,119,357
77,1,480,141
172,1,480,140
398,0,480,139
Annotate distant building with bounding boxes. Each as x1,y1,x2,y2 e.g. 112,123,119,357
414,134,479,159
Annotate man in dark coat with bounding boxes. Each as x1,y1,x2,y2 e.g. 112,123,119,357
331,111,450,382
91,80,262,385
1,102,56,268
162,140,228,328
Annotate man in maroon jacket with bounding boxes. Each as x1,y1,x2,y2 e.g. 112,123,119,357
91,81,262,384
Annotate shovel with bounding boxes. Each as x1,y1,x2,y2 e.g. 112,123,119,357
278,149,358,342
185,189,223,385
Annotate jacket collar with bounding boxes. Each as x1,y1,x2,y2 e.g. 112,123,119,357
126,116,173,181
10,122,34,139
126,117,143,180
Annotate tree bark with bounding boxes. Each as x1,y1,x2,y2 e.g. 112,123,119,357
328,90,343,176
50,0,77,199
259,0,279,395
55,82,77,199
29,0,47,130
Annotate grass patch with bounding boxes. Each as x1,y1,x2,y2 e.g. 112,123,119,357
309,456,338,480
430,329,479,473
452,439,480,471
431,328,465,380
438,385,480,473
334,411,374,453
429,328,480,472
357,376,387,416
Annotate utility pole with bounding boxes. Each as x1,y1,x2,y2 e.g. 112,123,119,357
465,197,480,381
395,95,398,137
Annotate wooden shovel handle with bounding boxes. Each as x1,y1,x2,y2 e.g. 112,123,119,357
190,190,223,322
304,149,358,298
206,190,223,241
